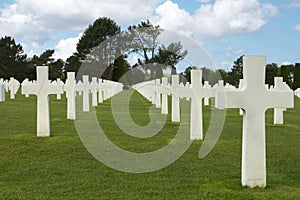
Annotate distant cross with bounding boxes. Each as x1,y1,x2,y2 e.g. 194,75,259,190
273,77,291,125
155,79,161,108
102,80,109,101
177,69,211,140
0,78,5,102
55,78,64,100
90,77,98,107
171,75,180,122
295,88,300,98
161,77,169,114
82,75,90,112
76,80,84,96
215,56,294,187
64,72,76,120
7,77,20,99
203,81,211,106
21,66,64,137
98,79,103,104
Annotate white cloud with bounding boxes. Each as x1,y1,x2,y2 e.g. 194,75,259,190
151,0,193,34
53,33,82,60
152,0,278,38
281,61,292,66
0,0,163,56
0,0,279,61
293,24,300,31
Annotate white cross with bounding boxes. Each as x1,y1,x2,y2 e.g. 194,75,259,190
273,77,291,125
0,78,5,102
155,79,161,108
203,81,211,106
215,56,294,187
102,80,110,101
82,75,90,112
21,66,64,137
161,77,169,114
76,80,83,96
98,79,104,104
295,88,300,98
54,78,64,100
90,77,98,107
64,72,76,120
171,75,180,122
7,77,20,99
176,69,211,140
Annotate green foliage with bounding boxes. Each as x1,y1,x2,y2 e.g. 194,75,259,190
293,63,300,90
0,36,28,81
77,17,120,55
227,55,243,87
28,49,64,81
278,64,294,88
112,55,130,82
127,20,188,80
265,63,278,86
183,66,198,83
65,17,121,77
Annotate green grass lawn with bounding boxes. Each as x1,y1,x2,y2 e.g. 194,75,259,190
0,90,299,199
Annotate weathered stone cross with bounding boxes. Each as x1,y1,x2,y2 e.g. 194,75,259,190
21,66,64,137
216,56,294,187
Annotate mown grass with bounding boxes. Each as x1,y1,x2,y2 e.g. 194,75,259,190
0,90,299,199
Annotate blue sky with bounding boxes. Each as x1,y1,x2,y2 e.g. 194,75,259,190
0,0,299,72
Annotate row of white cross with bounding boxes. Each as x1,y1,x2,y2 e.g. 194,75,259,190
133,56,299,188
1,56,299,188
0,77,21,101
0,66,123,137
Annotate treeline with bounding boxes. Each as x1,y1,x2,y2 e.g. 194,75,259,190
181,56,300,90
0,17,299,89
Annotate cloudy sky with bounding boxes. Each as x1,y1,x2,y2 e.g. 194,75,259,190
0,0,299,71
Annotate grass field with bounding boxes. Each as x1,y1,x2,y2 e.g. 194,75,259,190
0,90,299,199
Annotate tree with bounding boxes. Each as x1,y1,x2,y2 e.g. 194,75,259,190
227,55,243,87
153,42,188,75
77,17,120,55
0,36,28,81
278,64,294,88
65,17,121,77
217,69,229,84
127,20,187,79
265,63,278,86
293,63,300,90
112,55,130,82
182,66,198,83
49,59,65,80
28,49,64,80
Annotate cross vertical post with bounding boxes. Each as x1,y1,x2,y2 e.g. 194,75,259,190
82,75,90,112
161,77,169,114
177,70,211,140
171,75,180,122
